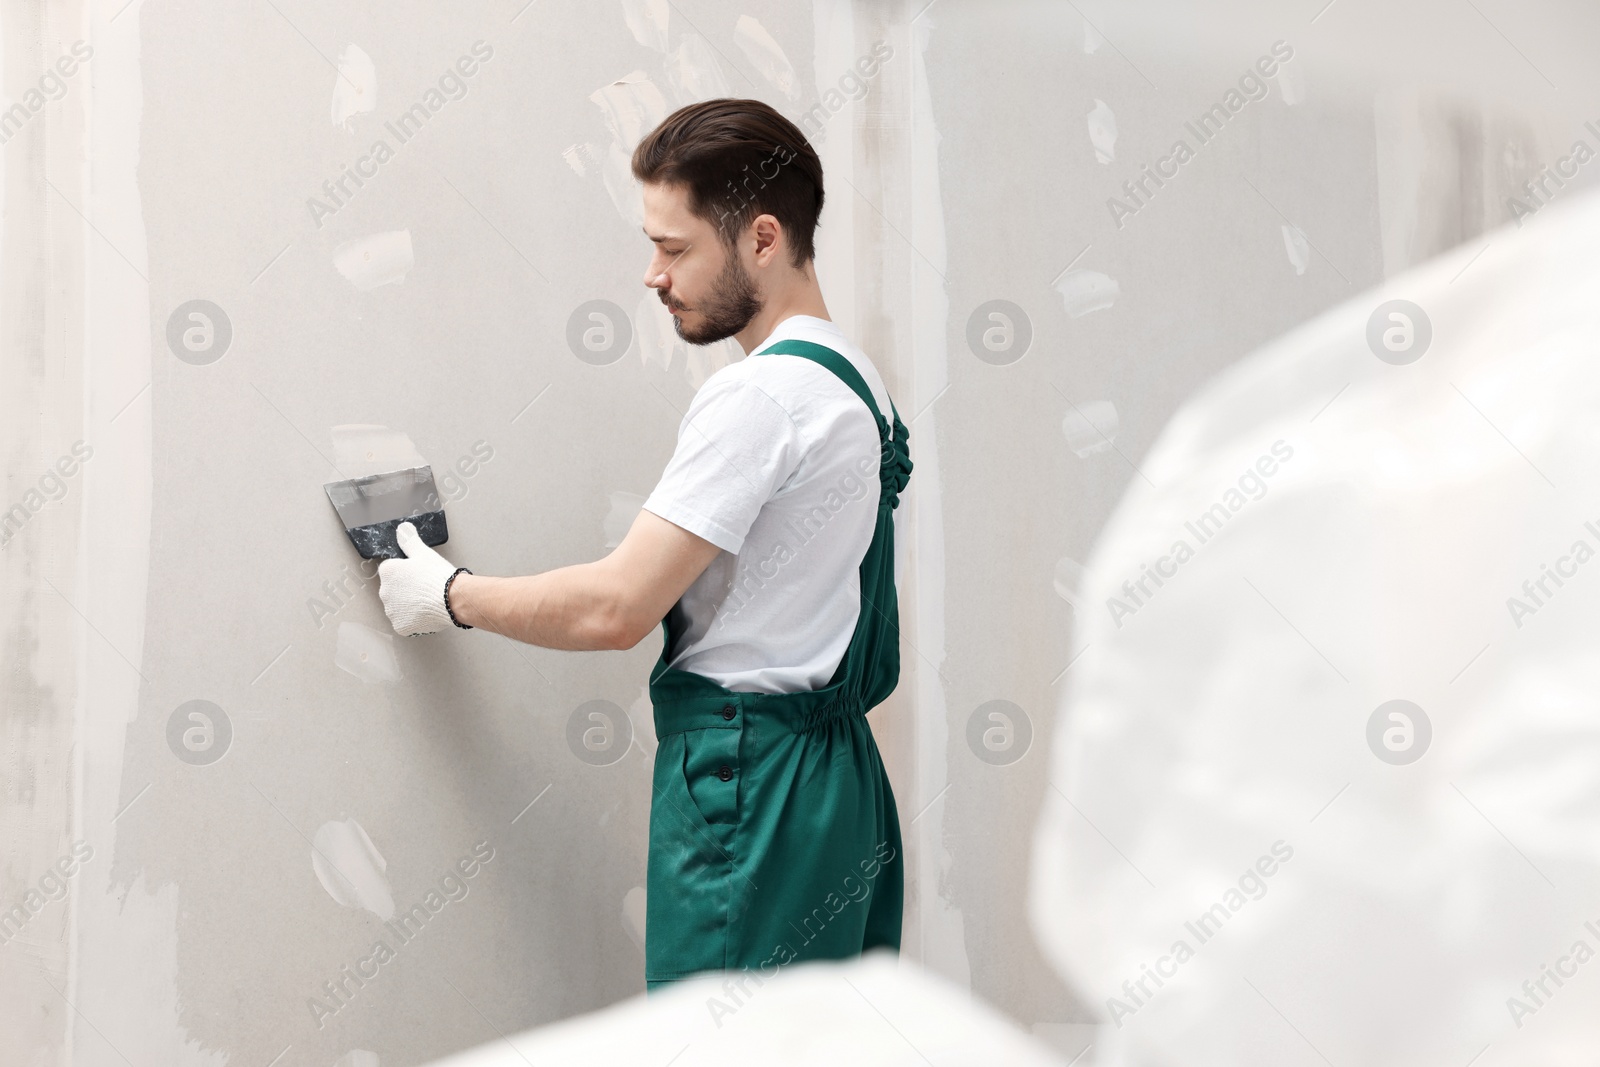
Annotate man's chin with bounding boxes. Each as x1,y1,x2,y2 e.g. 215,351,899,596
676,319,733,346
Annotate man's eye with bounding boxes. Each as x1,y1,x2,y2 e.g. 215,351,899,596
664,248,685,256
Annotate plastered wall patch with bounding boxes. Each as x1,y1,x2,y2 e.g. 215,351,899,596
590,73,668,226
334,1052,380,1067
332,230,414,290
600,141,643,225
1088,98,1118,163
620,0,669,52
305,841,497,1031
734,16,800,100
1061,400,1119,457
562,142,599,176
1278,57,1306,104
665,35,730,104
628,684,657,758
332,44,376,128
335,621,402,684
636,290,682,372
1054,269,1120,317
591,72,668,147
1283,223,1311,275
330,425,428,478
621,885,647,951
1053,556,1089,611
631,290,738,385
312,818,396,920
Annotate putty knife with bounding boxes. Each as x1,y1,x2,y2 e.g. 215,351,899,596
323,465,450,560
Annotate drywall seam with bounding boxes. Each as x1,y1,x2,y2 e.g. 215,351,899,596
809,0,856,338
903,4,970,988
809,0,967,983
66,8,218,1066
809,0,872,750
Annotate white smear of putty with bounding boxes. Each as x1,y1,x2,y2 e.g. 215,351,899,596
622,886,647,951
335,621,402,684
603,491,646,548
666,35,730,104
1061,400,1119,457
734,16,800,100
61,19,233,1066
562,142,599,177
628,683,657,759
331,44,376,129
1278,58,1305,105
334,1053,380,1067
1053,556,1088,610
620,0,669,52
893,0,975,988
1282,223,1310,275
1054,269,1120,318
1087,99,1117,164
633,291,738,386
591,72,668,147
330,424,428,478
591,74,669,227
635,290,682,373
1083,23,1105,54
600,141,645,227
312,817,396,920
332,230,413,290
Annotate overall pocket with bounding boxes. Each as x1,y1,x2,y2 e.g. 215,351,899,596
645,727,744,980
679,725,741,851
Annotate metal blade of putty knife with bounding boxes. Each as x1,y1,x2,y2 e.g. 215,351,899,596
323,465,450,560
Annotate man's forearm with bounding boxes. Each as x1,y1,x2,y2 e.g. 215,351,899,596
448,563,644,651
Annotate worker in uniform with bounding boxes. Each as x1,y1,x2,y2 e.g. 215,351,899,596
377,97,911,990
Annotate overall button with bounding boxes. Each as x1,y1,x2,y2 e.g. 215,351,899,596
717,765,734,782
721,704,736,720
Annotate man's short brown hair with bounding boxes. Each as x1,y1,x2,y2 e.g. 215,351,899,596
632,98,824,268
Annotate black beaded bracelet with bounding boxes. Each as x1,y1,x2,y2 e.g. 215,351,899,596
443,566,474,629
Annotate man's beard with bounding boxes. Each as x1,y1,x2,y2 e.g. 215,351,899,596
668,249,763,345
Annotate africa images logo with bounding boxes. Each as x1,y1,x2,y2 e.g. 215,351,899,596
1105,840,1294,1028
305,840,495,1029
1106,41,1294,230
1106,440,1294,628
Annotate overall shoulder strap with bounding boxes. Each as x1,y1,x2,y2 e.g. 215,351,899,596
754,338,891,433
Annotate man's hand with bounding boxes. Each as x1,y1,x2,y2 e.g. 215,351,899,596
377,521,462,636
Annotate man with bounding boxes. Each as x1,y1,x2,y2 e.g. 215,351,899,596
376,98,912,990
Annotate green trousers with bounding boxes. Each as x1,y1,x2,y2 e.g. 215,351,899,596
644,338,913,989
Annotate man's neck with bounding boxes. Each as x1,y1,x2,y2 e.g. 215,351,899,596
735,282,830,355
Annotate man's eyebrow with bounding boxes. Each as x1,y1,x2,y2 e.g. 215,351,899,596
642,227,688,244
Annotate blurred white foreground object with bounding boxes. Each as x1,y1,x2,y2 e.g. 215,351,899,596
1030,185,1600,1065
422,951,1064,1066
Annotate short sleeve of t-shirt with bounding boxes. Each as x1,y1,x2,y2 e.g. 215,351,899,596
641,375,806,555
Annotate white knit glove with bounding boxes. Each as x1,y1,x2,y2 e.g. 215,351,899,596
377,521,467,636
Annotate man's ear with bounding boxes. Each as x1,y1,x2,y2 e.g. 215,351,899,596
750,213,785,266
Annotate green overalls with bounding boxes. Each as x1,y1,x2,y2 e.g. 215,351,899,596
644,338,913,990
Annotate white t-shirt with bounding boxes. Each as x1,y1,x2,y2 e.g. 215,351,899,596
641,315,893,694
